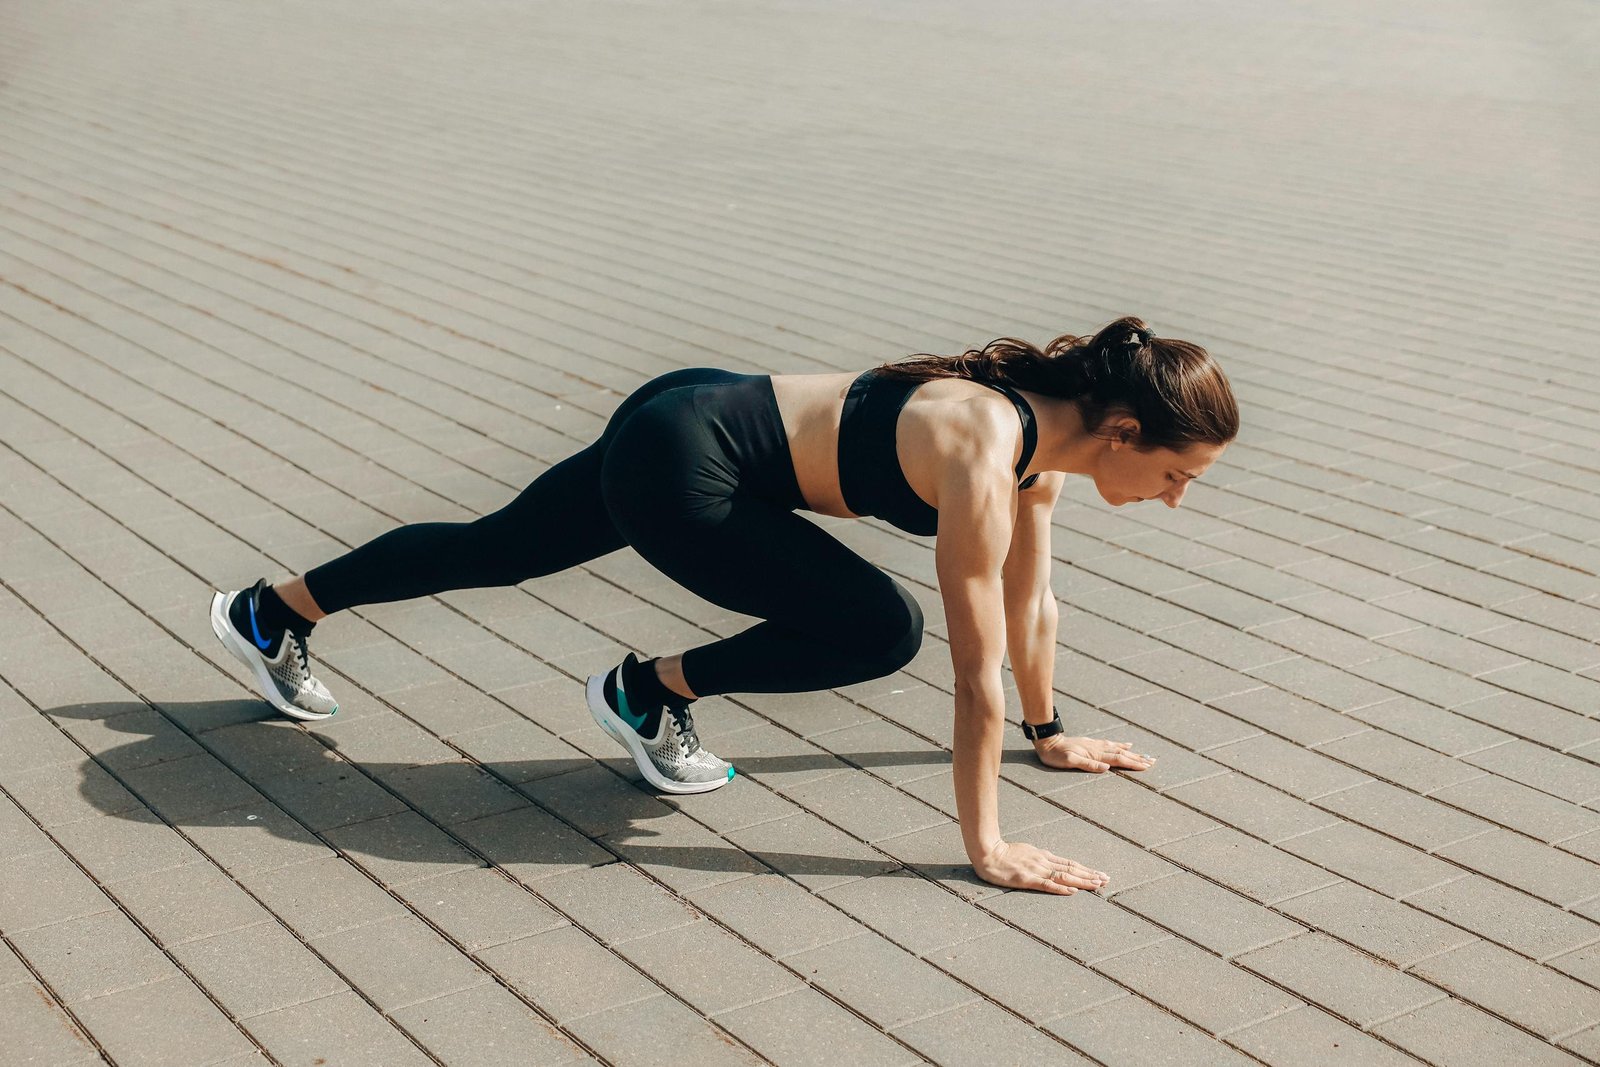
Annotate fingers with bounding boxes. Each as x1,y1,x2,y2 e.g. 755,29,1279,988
1035,871,1076,895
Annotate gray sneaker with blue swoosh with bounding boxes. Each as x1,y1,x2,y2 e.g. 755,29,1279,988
209,580,338,721
587,653,733,794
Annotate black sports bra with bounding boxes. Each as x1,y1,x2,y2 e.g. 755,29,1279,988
837,369,1040,536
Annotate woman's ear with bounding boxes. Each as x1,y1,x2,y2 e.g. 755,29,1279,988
1108,416,1141,450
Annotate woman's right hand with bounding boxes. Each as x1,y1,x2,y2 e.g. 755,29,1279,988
973,841,1110,895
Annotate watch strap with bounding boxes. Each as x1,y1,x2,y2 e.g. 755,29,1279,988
1022,709,1064,741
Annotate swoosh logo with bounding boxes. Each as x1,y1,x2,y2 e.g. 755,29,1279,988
247,596,273,651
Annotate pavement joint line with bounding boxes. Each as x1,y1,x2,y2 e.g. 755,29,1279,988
0,925,112,1064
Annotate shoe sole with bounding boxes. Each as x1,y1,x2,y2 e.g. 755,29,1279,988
585,672,731,795
210,591,336,722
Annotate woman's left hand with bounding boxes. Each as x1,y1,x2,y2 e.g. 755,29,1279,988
1034,735,1155,773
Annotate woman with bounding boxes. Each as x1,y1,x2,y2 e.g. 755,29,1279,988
210,316,1238,895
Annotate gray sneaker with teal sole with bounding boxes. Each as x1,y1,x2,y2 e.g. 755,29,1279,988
587,653,733,794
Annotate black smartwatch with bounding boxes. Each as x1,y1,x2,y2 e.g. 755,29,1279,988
1021,708,1064,741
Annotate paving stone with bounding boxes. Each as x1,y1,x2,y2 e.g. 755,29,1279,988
785,718,933,787
930,926,1125,1022
713,987,922,1067
1164,772,1341,843
477,925,663,1023
1155,827,1342,905
518,763,674,838
820,869,1003,956
118,752,266,821
1115,871,1306,959
1345,697,1510,757
779,770,949,843
1405,876,1600,960
1460,741,1600,806
391,983,591,1065
322,809,484,887
49,807,205,885
1407,939,1600,1040
1093,936,1304,1036
1276,822,1463,899
254,761,411,832
456,804,616,885
180,800,336,877
1312,730,1486,795
68,975,257,1067
1207,687,1372,747
312,913,491,1011
1435,828,1600,908
535,862,697,944
1047,993,1261,1066
782,932,977,1030
114,860,275,947
1275,880,1476,969
10,909,176,1004
688,873,865,959
0,981,98,1065
317,710,458,769
242,990,433,1067
724,811,900,892
242,854,408,940
1235,932,1444,1029
450,716,593,784
172,921,347,1018
614,918,803,1015
601,812,769,895
1062,771,1222,844
1372,997,1585,1066
0,845,115,932
53,705,205,773
894,998,1089,1062
397,865,570,951
1315,781,1492,852
1103,689,1262,751
563,991,761,1067
2,758,144,826
660,775,803,834
1427,774,1600,844
1225,1004,1424,1067
381,759,531,826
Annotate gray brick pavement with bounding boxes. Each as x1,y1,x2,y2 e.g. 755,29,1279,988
3,0,1599,1063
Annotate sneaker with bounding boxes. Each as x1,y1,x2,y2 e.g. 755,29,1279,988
586,654,734,794
209,581,338,721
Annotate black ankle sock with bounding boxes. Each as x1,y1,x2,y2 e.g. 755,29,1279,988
619,656,690,736
257,583,315,637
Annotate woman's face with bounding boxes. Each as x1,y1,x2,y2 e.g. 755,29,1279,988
1094,431,1226,509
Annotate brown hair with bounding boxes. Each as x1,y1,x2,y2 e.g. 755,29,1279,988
873,316,1239,451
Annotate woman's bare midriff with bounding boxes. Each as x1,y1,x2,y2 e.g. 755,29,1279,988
770,371,1025,518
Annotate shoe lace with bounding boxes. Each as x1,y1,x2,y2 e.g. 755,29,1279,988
667,703,700,755
291,632,312,683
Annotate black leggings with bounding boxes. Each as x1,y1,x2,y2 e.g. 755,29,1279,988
303,368,924,697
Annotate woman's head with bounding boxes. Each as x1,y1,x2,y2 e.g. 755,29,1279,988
875,316,1239,506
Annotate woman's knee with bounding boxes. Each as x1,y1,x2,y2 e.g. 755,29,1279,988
858,584,924,675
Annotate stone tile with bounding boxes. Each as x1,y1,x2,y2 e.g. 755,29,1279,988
1093,936,1304,1036
1312,730,1486,794
1154,827,1342,905
390,983,590,1065
381,759,531,826
69,975,257,1067
564,992,761,1067
1226,1004,1423,1067
1276,822,1462,899
181,801,336,878
244,855,408,940
1235,932,1444,1028
1435,828,1600,908
10,909,175,1004
245,990,433,1066
397,866,569,951
1046,994,1260,1066
172,922,347,1018
50,807,205,885
115,861,275,947
312,913,491,1011
518,763,674,838
119,752,266,821
820,870,1003,956
614,919,803,1015
1427,774,1600,844
1405,876,1600,960
1276,880,1477,969
1372,997,1583,1066
782,933,976,1029
894,999,1089,1062
931,927,1124,1022
4,759,144,826
779,771,949,843
1050,772,1221,846
323,810,484,887
1115,871,1306,959
1207,733,1374,800
688,873,865,959
1315,781,1492,851
0,980,98,1065
1164,772,1341,843
604,812,768,895
0,846,115,932
254,761,412,832
457,805,616,886
714,987,921,1067
725,812,899,892
477,925,663,1023
450,716,593,784
534,862,693,944
1408,939,1600,1040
